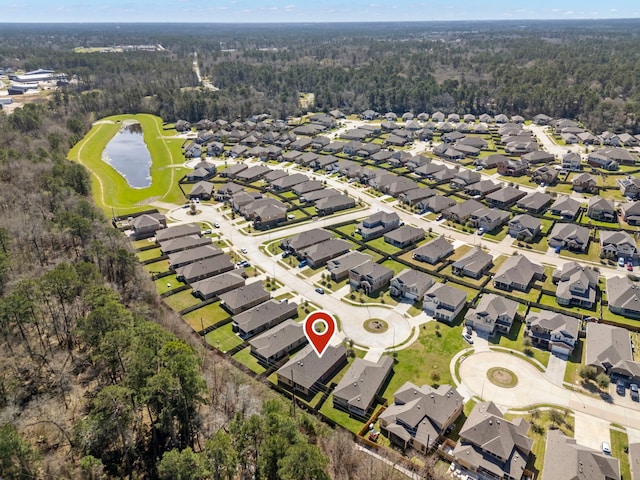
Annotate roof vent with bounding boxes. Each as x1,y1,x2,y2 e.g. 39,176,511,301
489,420,493,425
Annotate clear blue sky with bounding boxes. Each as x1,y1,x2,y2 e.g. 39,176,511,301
4,0,640,23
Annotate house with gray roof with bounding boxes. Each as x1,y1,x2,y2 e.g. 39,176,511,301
617,176,640,200
469,207,510,232
389,269,435,301
601,230,637,259
525,309,580,356
464,179,501,198
530,165,559,186
333,356,394,419
323,141,344,154
418,194,456,214
586,196,616,222
548,223,590,252
508,214,542,242
486,186,527,208
451,247,493,279
270,173,309,192
552,261,598,308
159,235,212,255
232,299,299,340
589,146,636,167
452,401,532,480
316,194,356,215
300,238,352,268
399,187,436,206
476,153,510,169
572,172,598,193
189,180,214,200
586,322,640,384
292,180,324,196
301,188,340,204
349,260,394,294
550,195,582,220
281,228,334,255
280,150,302,164
423,283,467,324
522,150,554,164
155,222,200,244
357,211,401,240
379,383,463,453
412,236,454,264
214,182,244,201
235,165,271,183
296,151,319,166
384,225,424,249
383,177,419,197
543,430,620,480
443,199,484,224
621,201,640,226
414,162,445,178
253,203,287,229
220,162,248,178
249,319,307,366
232,191,263,212
326,251,372,282
516,191,552,214
606,276,640,319
465,293,519,336
191,271,246,300
219,281,270,315
450,169,481,189
277,344,348,398
311,154,339,171
131,213,167,238
493,254,545,292
168,244,223,270
175,255,235,284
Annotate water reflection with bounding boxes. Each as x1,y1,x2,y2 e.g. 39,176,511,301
102,122,152,188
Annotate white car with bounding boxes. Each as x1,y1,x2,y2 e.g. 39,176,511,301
462,333,474,344
241,248,248,254
602,442,611,455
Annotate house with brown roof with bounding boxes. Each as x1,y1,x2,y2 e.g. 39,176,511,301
349,260,394,294
465,293,519,337
131,213,167,238
277,344,348,398
423,283,467,324
412,236,454,264
384,225,424,249
452,401,533,480
485,187,527,208
155,223,200,244
572,172,598,193
232,299,299,340
219,281,270,315
333,356,394,419
525,309,580,356
389,269,435,301
249,319,307,367
379,383,463,453
191,271,246,300
493,254,545,292
451,247,493,279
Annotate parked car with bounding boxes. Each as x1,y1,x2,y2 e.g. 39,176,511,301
287,214,295,220
282,251,290,259
462,333,474,344
241,248,248,254
477,227,485,236
214,222,220,228
315,287,325,295
631,383,639,401
298,259,308,268
602,442,611,455
555,245,562,254
619,257,626,267
616,380,626,396
202,229,212,235
435,214,444,221
627,262,634,271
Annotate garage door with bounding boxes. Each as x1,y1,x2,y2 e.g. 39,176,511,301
551,343,570,356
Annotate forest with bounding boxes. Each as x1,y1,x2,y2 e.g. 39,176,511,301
1,19,640,479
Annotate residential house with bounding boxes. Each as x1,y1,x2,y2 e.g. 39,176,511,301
189,180,214,200
379,383,463,453
326,251,372,282
316,194,356,215
399,187,436,207
370,149,393,164
324,141,344,154
522,150,554,164
301,188,340,204
542,430,620,480
530,165,559,185
299,238,352,268
276,344,348,398
476,153,510,169
310,136,330,151
561,151,583,171
232,299,299,340
443,199,484,224
228,144,249,158
508,214,542,242
451,247,493,279
548,223,590,252
270,173,309,192
450,169,481,189
606,276,640,319
349,260,394,294
218,281,270,315
600,230,637,260
465,293,519,336
412,236,454,264
464,179,501,198
415,162,445,179
231,191,262,212
186,167,212,182
621,201,640,226
630,443,640,480
617,176,640,200
525,309,580,356
155,222,199,244
249,319,307,366
577,131,601,145
384,225,425,249
253,202,287,229
296,151,319,167
587,196,616,221
220,162,248,178
586,322,640,385
418,194,456,214
281,228,334,255
311,154,339,171
168,245,223,270
423,283,467,324
590,147,636,167
131,213,167,238
469,207,510,232
533,114,553,125
493,254,545,292
333,357,394,419
572,172,597,193
191,271,246,300
497,158,529,176
550,196,582,220
389,269,435,301
485,187,527,208
516,191,552,214
342,140,364,156
292,180,323,196
452,401,533,480
552,261,598,308
175,255,234,284
214,182,244,201
356,211,401,240
159,235,212,255
290,137,313,151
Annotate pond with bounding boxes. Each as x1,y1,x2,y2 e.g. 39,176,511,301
102,122,152,188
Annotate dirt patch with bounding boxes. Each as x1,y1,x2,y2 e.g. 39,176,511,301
363,318,388,334
487,367,519,388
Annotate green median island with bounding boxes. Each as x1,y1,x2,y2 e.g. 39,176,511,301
67,113,189,216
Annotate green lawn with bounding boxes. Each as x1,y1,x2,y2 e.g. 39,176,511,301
346,288,398,306
381,322,467,401
143,259,169,275
380,259,412,276
67,114,190,216
182,302,230,330
563,339,584,386
154,274,180,294
490,320,550,368
482,225,508,242
559,241,601,263
610,429,630,480
485,284,541,304
365,236,402,255
319,396,367,434
204,323,244,353
233,347,267,375
163,289,200,312
136,247,163,262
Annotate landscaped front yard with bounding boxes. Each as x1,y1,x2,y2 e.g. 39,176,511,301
490,319,550,368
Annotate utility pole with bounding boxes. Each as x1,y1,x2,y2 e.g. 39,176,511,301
291,369,296,418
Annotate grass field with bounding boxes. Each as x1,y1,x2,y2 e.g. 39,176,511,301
205,323,244,353
181,301,230,330
67,113,190,216
163,289,201,312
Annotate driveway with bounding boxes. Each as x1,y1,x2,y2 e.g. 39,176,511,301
544,354,567,387
573,412,610,451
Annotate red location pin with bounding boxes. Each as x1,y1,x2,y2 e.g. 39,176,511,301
304,310,336,358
